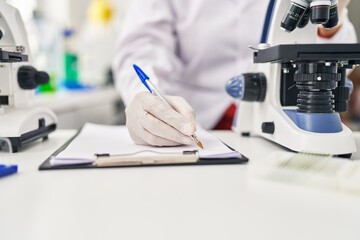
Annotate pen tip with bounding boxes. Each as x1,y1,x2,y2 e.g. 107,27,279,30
192,135,204,149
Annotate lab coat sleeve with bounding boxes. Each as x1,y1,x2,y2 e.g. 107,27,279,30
317,14,358,44
112,0,183,106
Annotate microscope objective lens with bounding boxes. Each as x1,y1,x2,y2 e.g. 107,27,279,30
310,0,331,24
297,8,311,28
322,0,339,29
281,0,310,32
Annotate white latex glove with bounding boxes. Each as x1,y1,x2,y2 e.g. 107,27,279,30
125,92,196,146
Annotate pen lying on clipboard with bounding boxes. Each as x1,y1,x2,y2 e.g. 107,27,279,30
94,150,244,167
95,150,199,167
133,64,204,149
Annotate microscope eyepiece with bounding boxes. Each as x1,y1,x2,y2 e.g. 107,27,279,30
310,0,331,24
281,0,310,32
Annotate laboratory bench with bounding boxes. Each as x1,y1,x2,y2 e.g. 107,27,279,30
0,129,360,240
33,87,125,129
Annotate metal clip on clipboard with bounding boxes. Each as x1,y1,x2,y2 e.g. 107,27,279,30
95,150,199,167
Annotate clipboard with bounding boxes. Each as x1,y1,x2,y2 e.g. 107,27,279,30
39,131,248,171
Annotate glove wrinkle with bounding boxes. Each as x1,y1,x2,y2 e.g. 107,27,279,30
125,92,195,147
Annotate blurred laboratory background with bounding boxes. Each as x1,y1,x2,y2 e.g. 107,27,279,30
7,0,131,129
7,0,360,130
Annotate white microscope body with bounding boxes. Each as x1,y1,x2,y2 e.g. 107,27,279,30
0,1,57,152
228,0,358,156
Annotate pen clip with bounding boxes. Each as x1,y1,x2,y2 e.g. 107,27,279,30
133,64,152,93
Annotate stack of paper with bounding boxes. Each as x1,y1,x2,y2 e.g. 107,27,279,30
51,123,241,166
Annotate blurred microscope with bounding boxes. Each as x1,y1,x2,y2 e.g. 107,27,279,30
226,0,360,157
0,1,57,152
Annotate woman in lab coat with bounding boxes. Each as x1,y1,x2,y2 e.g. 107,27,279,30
113,0,356,147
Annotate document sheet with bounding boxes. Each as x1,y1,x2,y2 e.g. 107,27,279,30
51,123,241,166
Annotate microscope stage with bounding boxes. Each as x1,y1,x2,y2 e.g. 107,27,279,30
254,44,360,63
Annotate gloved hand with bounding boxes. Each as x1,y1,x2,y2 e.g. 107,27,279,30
125,92,196,146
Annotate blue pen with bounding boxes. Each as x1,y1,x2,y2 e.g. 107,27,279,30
133,64,204,149
0,165,17,178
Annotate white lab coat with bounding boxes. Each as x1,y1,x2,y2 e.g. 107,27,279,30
113,0,357,129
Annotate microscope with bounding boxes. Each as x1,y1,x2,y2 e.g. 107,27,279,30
0,1,57,152
226,0,360,157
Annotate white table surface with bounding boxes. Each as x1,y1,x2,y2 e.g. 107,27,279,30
33,87,120,113
1,130,360,240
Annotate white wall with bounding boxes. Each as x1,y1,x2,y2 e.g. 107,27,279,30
36,0,131,31
7,0,37,22
348,1,360,41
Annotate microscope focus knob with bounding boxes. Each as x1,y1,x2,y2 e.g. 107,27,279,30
226,73,267,102
18,66,50,90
